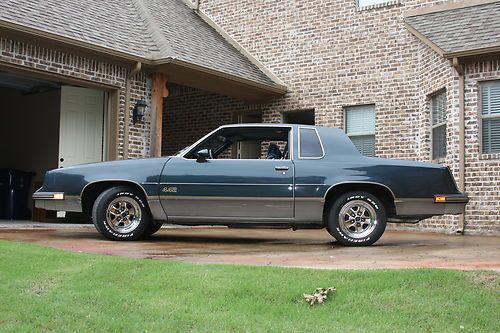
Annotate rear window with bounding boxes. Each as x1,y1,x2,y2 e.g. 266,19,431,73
299,128,323,158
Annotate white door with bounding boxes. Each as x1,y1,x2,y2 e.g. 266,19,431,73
59,86,104,168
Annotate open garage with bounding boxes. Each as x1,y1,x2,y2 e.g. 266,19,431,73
0,69,111,221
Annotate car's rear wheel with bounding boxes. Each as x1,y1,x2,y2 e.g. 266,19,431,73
326,191,386,246
92,186,151,241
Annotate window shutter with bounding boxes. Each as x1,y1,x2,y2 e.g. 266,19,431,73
481,81,500,154
482,82,500,115
350,135,375,157
432,125,446,159
345,105,376,157
482,118,500,153
432,92,446,125
431,91,447,159
345,105,375,136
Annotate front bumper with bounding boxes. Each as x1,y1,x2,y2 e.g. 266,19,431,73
395,194,468,216
33,191,82,212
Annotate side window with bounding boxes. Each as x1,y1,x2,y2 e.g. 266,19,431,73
344,105,375,157
185,127,291,160
431,90,447,160
481,81,500,154
299,128,323,158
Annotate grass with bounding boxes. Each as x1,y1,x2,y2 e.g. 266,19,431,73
0,240,498,333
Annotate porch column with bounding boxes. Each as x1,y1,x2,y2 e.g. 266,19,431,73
150,72,168,157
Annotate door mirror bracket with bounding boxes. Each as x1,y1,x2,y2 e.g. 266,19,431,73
195,149,210,163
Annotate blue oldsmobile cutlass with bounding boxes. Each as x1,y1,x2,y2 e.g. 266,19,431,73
34,124,468,246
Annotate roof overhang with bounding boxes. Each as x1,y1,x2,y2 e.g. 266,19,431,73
404,0,500,60
0,20,287,102
405,21,500,60
156,59,286,102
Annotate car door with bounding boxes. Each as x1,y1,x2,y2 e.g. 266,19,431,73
158,157,294,221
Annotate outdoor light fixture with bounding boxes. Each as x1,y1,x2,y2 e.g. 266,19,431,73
133,99,147,124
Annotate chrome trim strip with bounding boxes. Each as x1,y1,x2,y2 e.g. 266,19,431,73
80,179,149,201
34,195,82,212
395,197,467,215
297,127,325,160
32,191,65,200
295,197,325,202
141,182,159,186
323,181,396,201
433,194,469,203
159,182,293,186
162,196,293,201
168,216,294,222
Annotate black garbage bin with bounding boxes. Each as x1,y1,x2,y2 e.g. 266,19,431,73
0,169,35,220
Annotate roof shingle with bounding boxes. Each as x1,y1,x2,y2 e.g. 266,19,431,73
0,0,277,86
405,2,500,55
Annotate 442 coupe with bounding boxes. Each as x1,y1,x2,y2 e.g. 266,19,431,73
34,124,468,246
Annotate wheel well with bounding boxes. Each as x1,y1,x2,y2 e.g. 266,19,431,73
322,183,396,224
81,181,148,216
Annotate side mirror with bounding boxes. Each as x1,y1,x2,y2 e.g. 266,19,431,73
196,149,210,163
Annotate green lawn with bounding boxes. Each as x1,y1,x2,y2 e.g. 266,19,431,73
0,240,498,333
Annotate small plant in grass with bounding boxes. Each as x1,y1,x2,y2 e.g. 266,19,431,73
303,287,337,305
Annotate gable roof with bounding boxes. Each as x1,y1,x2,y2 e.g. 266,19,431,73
0,0,286,100
404,0,500,58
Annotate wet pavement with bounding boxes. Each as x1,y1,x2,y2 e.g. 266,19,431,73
0,222,499,270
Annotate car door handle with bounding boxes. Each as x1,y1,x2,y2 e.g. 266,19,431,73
275,166,289,171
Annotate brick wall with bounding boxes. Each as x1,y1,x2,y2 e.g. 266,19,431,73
0,36,152,159
462,60,500,235
162,85,240,155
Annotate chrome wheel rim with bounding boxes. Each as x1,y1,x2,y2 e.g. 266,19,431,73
338,200,377,239
106,197,142,234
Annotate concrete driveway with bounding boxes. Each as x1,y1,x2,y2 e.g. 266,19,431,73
0,222,499,270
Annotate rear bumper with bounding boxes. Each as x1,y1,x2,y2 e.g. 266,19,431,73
395,194,468,216
33,191,82,212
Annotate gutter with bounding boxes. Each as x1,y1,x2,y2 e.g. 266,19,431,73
123,62,142,160
452,57,465,234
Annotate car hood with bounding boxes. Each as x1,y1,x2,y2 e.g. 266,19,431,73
39,157,171,194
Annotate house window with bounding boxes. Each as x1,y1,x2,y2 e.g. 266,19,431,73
344,105,375,157
282,109,315,125
357,0,393,8
481,81,500,154
431,91,447,160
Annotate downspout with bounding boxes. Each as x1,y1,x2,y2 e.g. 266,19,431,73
452,57,465,234
123,62,142,159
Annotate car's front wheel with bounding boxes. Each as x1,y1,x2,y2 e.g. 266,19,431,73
326,191,386,246
92,186,151,241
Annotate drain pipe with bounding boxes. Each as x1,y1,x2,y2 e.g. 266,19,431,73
453,57,465,234
123,62,142,159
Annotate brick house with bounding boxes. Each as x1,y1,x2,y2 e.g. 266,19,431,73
0,0,498,234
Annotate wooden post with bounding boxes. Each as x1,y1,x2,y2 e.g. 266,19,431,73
150,73,168,157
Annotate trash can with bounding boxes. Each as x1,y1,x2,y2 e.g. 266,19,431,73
0,169,35,220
